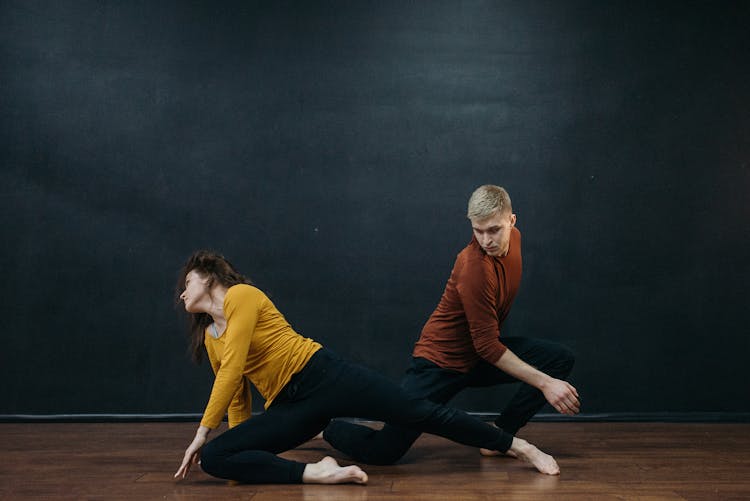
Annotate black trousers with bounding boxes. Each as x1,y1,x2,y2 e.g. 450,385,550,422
199,348,514,484
324,337,575,465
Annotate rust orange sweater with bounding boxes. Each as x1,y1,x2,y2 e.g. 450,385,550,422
413,227,522,372
201,284,321,429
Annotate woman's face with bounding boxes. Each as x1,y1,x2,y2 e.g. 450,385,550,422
180,270,211,313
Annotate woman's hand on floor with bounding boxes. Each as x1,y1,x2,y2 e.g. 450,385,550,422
174,426,210,480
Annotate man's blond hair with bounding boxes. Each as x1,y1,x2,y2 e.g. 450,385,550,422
467,185,512,219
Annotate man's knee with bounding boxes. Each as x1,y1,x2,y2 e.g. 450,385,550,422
551,343,575,376
353,423,420,465
359,441,410,465
324,420,412,465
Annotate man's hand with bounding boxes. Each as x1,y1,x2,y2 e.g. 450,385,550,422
174,426,210,480
540,378,580,415
494,348,580,415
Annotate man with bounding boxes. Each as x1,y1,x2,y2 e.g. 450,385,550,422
324,185,579,473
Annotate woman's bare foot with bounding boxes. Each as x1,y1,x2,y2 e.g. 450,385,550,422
302,456,368,485
508,438,560,475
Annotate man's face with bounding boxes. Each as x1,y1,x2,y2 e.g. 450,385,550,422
471,210,517,257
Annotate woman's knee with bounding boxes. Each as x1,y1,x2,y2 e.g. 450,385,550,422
199,439,224,477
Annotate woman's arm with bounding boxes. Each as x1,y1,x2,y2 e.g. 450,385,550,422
227,377,253,427
174,425,211,479
175,286,262,479
200,286,261,429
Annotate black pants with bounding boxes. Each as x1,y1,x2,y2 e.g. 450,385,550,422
324,337,575,465
200,349,514,484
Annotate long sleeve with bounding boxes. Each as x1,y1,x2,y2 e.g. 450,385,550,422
200,286,260,429
204,342,252,427
455,256,507,365
414,229,521,372
227,377,252,428
206,341,221,376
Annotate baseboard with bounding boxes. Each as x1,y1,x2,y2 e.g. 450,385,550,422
0,413,203,423
1,412,749,423
503,412,749,423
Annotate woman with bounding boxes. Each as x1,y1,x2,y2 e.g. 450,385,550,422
174,250,559,484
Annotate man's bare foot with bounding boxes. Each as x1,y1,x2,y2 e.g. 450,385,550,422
302,456,368,485
508,438,560,475
480,447,517,458
479,423,517,458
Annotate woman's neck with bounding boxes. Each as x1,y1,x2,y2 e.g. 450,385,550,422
206,285,228,328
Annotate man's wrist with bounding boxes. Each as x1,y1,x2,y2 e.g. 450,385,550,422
538,373,558,391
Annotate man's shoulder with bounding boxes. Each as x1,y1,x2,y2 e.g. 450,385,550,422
454,241,494,283
457,238,489,264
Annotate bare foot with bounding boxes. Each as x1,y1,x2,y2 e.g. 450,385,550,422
302,456,368,485
479,447,517,458
479,423,517,458
508,438,560,475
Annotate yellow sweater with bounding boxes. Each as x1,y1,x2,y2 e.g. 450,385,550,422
201,284,322,429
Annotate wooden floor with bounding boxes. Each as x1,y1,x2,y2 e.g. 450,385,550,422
1,422,749,500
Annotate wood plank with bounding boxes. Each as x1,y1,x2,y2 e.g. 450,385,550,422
1,422,749,499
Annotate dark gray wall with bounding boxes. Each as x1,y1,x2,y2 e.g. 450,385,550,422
1,1,748,417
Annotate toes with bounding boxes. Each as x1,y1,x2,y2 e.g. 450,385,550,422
344,466,368,484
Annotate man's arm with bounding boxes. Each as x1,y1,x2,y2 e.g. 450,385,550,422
494,349,580,415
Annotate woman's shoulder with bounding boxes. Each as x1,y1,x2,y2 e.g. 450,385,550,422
224,283,268,305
